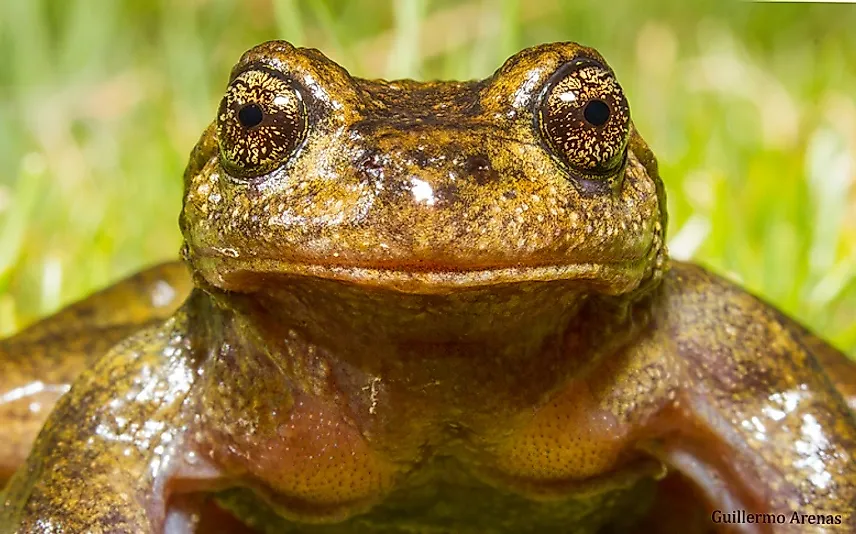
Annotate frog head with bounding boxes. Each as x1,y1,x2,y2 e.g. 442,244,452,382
180,41,667,303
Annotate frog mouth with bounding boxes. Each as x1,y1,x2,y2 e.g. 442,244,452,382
195,254,655,295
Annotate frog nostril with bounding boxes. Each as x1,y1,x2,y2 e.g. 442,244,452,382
465,154,499,186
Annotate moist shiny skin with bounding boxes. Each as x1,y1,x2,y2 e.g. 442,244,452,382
1,41,856,534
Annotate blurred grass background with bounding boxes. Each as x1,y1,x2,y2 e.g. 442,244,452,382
0,0,854,355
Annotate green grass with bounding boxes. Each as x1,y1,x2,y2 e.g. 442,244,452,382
1,0,855,355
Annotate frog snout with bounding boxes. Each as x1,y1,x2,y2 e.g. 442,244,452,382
352,140,506,210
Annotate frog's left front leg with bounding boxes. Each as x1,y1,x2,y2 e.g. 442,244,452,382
0,299,208,533
635,264,856,532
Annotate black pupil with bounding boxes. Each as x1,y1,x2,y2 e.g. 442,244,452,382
583,100,610,126
237,103,264,128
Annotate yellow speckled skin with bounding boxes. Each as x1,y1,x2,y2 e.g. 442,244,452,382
0,262,191,482
1,41,855,533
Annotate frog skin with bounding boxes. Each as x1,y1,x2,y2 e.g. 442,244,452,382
2,40,856,534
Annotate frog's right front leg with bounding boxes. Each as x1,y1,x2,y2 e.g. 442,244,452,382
0,261,192,480
0,294,216,533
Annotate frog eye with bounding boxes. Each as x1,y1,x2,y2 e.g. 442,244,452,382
538,59,630,180
216,68,306,178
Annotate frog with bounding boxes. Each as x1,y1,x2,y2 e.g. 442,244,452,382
1,40,856,534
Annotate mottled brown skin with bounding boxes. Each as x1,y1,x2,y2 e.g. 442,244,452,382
0,262,192,482
1,41,855,533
